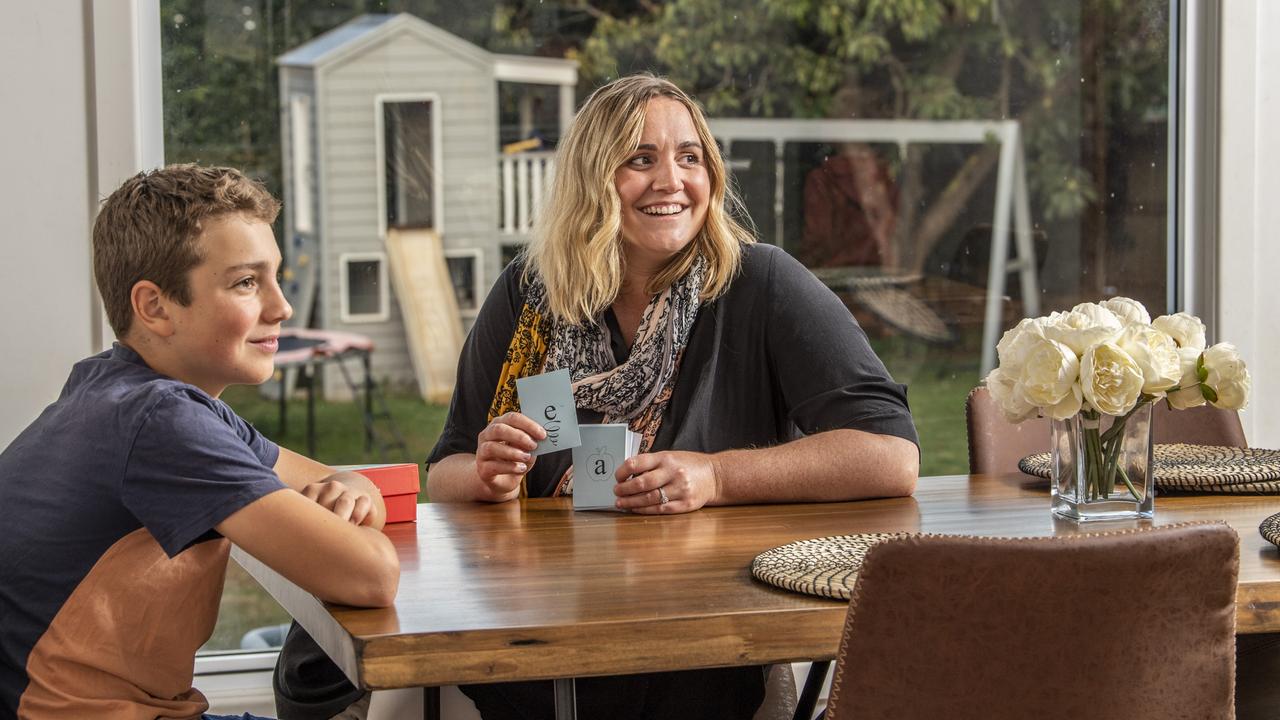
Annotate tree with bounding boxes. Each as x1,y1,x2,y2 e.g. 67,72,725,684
573,0,1169,287
160,0,1169,298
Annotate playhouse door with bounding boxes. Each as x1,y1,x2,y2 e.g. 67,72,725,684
382,97,440,232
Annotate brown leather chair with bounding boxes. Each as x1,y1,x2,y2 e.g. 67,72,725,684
965,386,1247,475
822,523,1239,720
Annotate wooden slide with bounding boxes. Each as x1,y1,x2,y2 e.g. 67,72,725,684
385,227,463,404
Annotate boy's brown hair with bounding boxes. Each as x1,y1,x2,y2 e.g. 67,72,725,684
93,164,282,337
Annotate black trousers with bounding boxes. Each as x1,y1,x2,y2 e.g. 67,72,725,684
1238,632,1280,720
461,666,766,720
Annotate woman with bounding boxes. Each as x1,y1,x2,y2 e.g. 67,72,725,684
427,74,918,718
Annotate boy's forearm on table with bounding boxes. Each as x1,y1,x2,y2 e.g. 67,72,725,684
219,490,400,607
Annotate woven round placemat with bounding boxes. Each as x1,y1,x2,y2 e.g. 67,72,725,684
1018,444,1280,494
750,532,913,600
1260,512,1280,548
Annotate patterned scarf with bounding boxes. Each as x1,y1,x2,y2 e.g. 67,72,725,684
487,256,707,496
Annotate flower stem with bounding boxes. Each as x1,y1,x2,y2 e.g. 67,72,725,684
1116,465,1143,502
1084,421,1104,500
1100,398,1148,444
1102,419,1125,496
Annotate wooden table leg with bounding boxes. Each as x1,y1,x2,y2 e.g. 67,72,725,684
422,686,441,720
553,677,578,720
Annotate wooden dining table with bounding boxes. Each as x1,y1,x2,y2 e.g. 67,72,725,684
233,473,1280,719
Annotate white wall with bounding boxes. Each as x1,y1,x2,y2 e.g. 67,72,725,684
0,3,97,448
0,1,161,450
1219,0,1280,448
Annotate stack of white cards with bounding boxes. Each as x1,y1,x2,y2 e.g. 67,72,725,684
571,424,641,511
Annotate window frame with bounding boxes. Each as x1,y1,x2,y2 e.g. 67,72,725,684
374,92,445,239
444,247,484,318
1171,0,1220,331
289,93,315,235
115,0,1212,686
338,251,391,323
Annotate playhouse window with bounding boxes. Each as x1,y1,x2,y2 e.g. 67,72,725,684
444,249,483,315
289,94,314,235
383,100,435,229
340,253,390,323
500,243,525,268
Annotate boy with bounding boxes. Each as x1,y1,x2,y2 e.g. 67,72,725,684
0,164,399,719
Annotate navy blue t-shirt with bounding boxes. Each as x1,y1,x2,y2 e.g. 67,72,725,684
0,343,285,718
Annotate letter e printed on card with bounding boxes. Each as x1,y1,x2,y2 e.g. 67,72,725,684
516,368,582,456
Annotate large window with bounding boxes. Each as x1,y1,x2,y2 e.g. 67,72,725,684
162,0,1172,654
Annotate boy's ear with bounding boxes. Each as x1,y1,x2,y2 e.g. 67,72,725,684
130,280,177,338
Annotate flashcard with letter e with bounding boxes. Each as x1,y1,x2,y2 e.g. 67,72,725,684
516,368,581,456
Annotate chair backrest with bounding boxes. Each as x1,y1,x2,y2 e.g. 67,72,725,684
965,386,1248,475
823,523,1239,720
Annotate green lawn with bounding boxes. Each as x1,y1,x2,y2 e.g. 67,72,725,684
203,384,448,653
202,350,978,653
869,334,980,478
220,383,448,500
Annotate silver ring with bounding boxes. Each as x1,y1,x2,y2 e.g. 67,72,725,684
658,486,669,505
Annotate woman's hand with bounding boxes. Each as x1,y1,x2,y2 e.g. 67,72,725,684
612,450,722,514
474,411,546,501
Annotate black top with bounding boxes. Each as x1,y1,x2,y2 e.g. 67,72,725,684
427,243,918,496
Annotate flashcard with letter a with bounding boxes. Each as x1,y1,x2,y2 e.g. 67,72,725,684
572,424,640,511
516,368,581,456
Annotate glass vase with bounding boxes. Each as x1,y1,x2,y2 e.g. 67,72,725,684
1050,403,1154,521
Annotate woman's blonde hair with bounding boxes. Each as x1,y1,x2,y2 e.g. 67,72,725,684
523,73,755,325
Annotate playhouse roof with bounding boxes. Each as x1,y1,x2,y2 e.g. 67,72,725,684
277,14,399,68
277,13,576,85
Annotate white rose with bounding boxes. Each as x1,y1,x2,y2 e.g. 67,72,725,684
1069,302,1121,322
1046,386,1084,420
985,367,1038,424
1112,324,1180,396
996,316,1050,372
1100,297,1151,326
1152,312,1207,351
1167,347,1207,410
1044,304,1122,355
1201,342,1251,411
1017,336,1082,417
1079,341,1144,416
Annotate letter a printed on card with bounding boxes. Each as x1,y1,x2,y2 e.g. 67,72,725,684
516,368,582,456
571,424,641,511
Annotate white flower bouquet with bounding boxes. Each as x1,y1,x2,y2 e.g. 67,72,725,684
986,298,1250,510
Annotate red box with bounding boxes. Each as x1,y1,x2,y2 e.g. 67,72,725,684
339,463,421,524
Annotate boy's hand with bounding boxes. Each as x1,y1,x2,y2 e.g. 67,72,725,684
275,450,387,529
300,476,375,526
